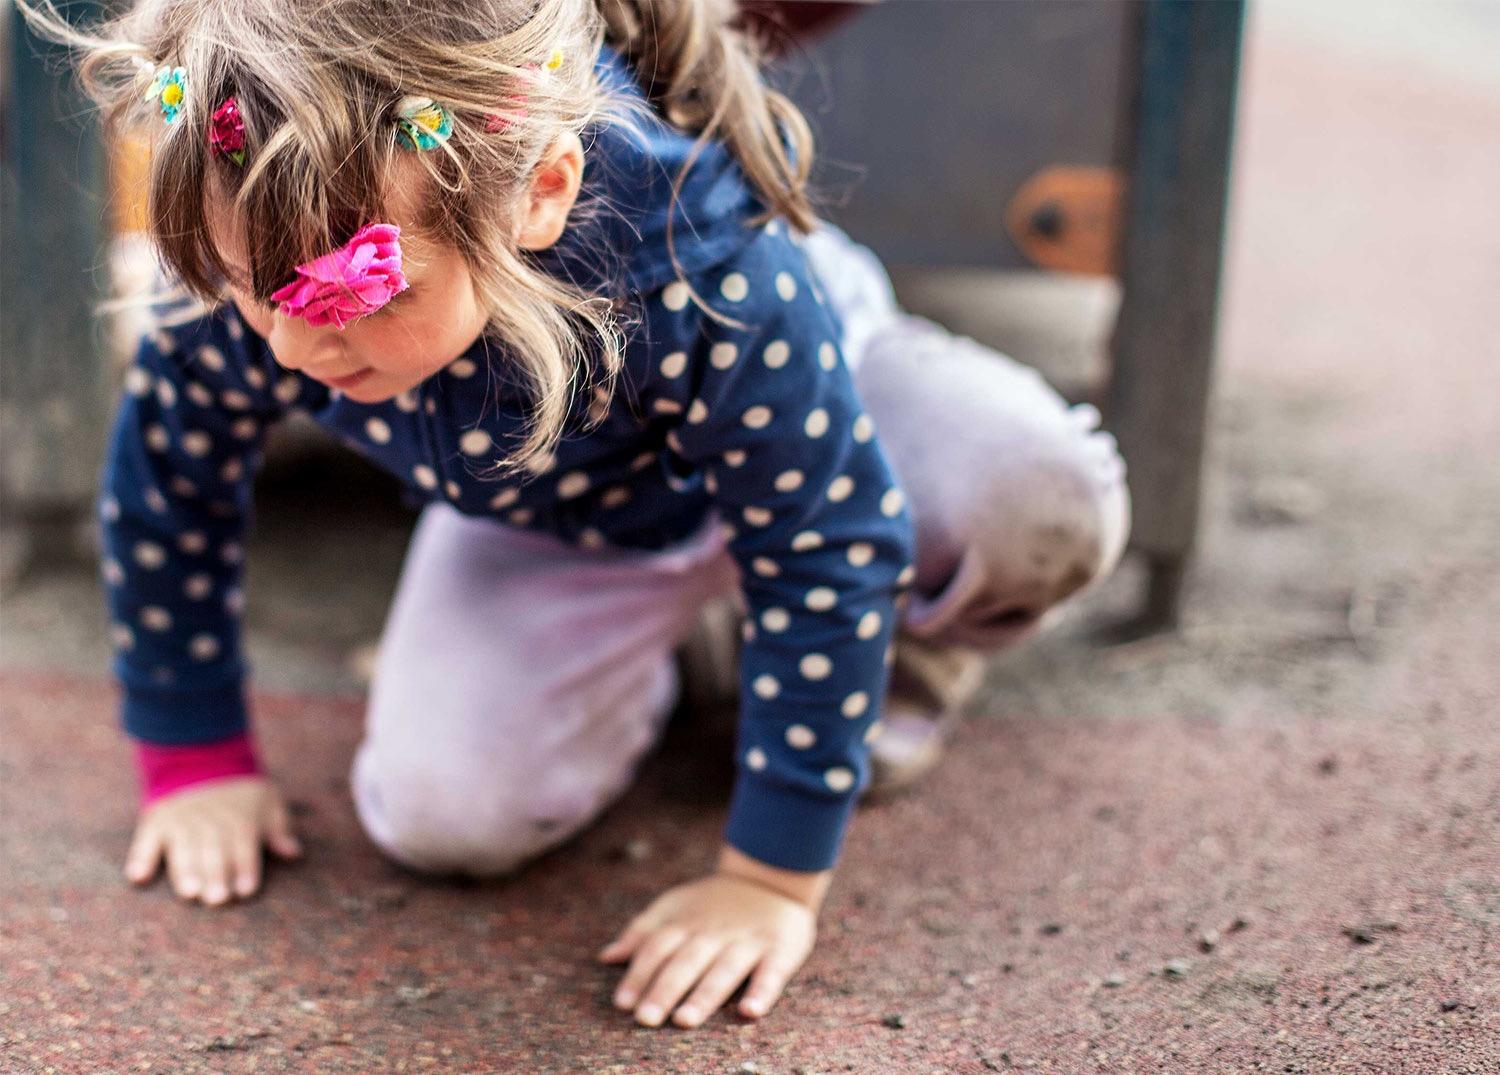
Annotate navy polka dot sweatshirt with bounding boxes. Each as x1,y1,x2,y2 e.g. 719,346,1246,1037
100,46,917,873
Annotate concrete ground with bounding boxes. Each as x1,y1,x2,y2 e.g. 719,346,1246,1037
2,3,1497,1072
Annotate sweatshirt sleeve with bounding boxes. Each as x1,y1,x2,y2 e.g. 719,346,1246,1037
98,305,290,755
638,228,918,871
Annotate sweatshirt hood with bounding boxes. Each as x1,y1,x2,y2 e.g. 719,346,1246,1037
531,44,769,297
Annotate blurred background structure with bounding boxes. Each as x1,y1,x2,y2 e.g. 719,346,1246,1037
2,1,1497,1071
3,0,1245,630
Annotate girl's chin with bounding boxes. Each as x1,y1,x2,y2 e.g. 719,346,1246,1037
329,372,393,403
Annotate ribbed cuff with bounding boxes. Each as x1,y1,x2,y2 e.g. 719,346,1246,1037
722,770,859,872
135,731,262,806
120,679,248,744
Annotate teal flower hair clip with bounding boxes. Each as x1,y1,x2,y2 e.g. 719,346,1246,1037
144,65,188,126
394,96,454,151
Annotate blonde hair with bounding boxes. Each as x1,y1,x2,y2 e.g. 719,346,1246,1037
20,0,817,478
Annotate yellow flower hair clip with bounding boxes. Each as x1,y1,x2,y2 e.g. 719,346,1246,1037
144,64,188,126
394,96,454,151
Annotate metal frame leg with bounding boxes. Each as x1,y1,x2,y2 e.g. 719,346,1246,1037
1105,0,1246,635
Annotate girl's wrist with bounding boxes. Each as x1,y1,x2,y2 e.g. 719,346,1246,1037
716,843,833,910
135,732,263,806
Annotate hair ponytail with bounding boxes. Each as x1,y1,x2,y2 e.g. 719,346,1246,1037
598,0,816,234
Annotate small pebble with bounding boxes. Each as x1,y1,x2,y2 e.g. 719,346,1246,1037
882,1012,907,1029
1103,972,1127,988
1198,929,1220,953
1164,960,1191,978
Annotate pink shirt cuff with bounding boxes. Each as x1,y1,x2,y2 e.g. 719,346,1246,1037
135,732,263,806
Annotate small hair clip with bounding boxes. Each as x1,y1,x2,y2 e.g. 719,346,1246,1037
269,222,409,329
145,65,188,126
482,51,559,133
209,97,246,165
394,96,454,151
484,100,529,133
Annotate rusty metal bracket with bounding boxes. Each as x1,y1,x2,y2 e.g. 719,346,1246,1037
1005,165,1123,276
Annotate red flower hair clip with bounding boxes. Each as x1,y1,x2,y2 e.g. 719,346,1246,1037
209,96,246,165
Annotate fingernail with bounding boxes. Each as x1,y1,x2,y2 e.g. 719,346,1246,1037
637,1003,662,1025
205,882,227,902
677,1005,700,1024
614,990,635,1009
743,997,765,1016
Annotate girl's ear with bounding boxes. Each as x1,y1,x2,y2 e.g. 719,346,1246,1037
515,132,585,251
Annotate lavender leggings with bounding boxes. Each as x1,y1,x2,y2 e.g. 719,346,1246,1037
351,226,1131,876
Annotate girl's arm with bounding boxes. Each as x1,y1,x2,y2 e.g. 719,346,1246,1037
600,226,917,1027
104,304,308,906
641,226,918,875
99,304,289,800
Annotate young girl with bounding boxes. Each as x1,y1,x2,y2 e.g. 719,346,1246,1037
30,0,1129,1030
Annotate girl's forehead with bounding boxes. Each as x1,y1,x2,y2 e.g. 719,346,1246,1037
205,180,439,287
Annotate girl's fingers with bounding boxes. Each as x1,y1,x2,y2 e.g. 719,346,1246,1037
738,946,802,1019
612,927,689,1011
197,830,232,906
598,920,651,963
229,825,261,899
672,940,764,1028
124,822,165,884
166,831,202,901
633,935,728,1027
264,799,302,859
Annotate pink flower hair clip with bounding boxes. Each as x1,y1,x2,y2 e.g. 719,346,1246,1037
483,49,563,132
269,222,409,329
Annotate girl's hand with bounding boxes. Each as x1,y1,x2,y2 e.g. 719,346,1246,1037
598,846,830,1028
124,775,302,906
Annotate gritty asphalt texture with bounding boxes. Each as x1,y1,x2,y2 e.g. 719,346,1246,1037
2,4,1498,1073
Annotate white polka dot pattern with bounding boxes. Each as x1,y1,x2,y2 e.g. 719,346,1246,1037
720,273,749,302
785,724,816,748
824,768,855,792
662,281,690,311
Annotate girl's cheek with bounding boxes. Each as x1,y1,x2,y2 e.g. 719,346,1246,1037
231,299,276,341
